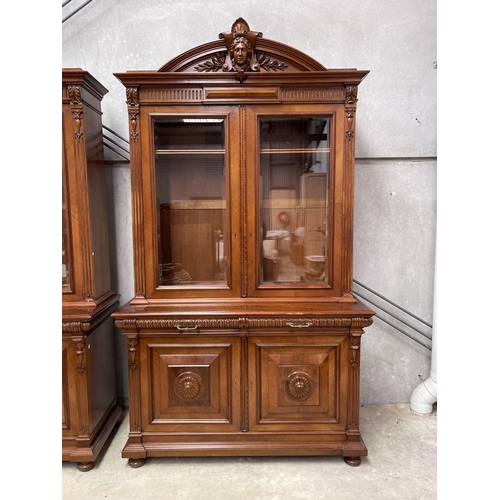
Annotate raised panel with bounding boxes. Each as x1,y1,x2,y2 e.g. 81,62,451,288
62,343,71,430
142,337,240,432
249,335,349,431
160,354,217,410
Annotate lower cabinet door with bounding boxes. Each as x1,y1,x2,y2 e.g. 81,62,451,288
248,334,351,432
140,335,241,433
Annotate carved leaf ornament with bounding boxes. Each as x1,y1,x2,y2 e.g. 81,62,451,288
194,18,288,82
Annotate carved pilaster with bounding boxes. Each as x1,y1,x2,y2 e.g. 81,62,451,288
239,105,248,298
124,86,147,304
70,333,90,438
342,85,359,297
118,323,142,434
347,328,363,433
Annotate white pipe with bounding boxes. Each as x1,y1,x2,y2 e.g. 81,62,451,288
410,228,437,415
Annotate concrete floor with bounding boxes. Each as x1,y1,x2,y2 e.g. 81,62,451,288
62,404,437,499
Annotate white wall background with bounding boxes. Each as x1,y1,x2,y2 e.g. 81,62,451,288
62,0,437,406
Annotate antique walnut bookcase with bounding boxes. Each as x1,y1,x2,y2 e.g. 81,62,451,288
113,19,374,468
62,69,122,471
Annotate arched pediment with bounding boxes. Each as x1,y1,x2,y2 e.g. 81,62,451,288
158,18,326,81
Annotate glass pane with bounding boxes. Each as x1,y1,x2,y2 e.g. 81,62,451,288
62,167,70,289
259,117,329,285
155,119,227,287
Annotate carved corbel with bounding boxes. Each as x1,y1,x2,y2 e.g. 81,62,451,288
126,87,140,142
68,85,82,105
71,335,87,374
349,329,362,370
115,319,140,371
345,86,358,141
68,85,84,141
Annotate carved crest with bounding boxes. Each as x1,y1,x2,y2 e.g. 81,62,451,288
195,18,288,82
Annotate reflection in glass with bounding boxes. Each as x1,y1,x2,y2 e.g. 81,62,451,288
259,117,330,286
62,168,70,288
155,119,227,287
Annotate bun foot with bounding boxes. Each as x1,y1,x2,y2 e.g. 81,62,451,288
128,457,147,468
77,462,95,472
344,456,361,467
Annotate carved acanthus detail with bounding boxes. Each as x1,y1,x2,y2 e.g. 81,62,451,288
68,85,82,105
346,86,358,106
126,87,139,106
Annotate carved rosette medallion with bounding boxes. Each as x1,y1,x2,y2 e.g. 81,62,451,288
285,372,313,401
174,372,204,402
195,18,288,82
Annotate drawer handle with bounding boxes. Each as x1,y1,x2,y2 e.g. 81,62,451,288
286,322,312,329
176,324,199,331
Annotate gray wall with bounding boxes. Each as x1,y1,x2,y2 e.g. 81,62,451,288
63,0,437,406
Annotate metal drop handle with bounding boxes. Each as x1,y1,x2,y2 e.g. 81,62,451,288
286,322,312,328
176,324,199,331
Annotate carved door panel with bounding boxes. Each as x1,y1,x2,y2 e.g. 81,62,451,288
62,338,78,437
248,334,350,432
140,336,241,433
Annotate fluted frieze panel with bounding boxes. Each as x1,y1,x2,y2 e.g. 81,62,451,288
281,87,345,101
140,88,204,103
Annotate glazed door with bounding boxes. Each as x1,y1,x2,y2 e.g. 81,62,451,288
142,106,242,299
245,104,346,298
